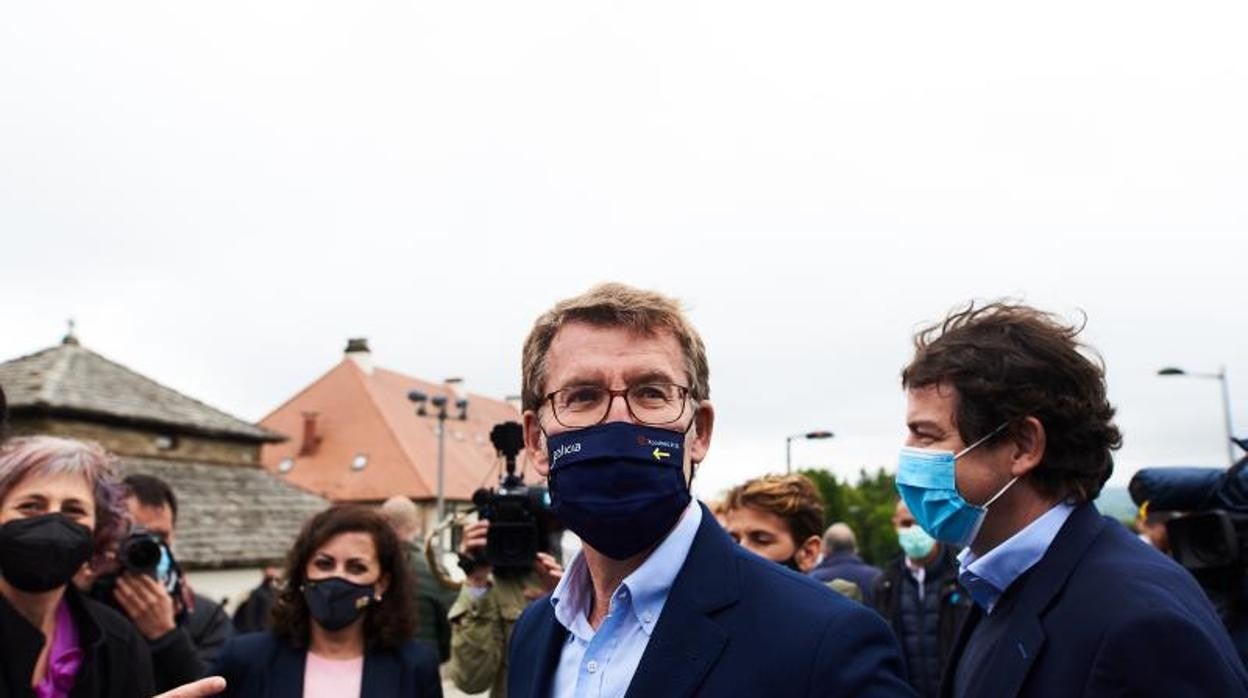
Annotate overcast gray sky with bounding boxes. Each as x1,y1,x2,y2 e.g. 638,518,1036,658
2,1,1245,499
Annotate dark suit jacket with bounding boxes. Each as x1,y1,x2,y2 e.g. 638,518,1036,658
212,631,442,698
508,503,914,698
942,503,1248,697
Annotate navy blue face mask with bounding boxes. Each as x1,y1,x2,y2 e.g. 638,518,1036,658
302,577,377,632
546,421,692,561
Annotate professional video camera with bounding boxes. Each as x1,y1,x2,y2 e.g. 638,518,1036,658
1129,437,1248,642
91,527,191,621
459,421,555,576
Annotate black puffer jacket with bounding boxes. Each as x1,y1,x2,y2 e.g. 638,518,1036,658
0,587,153,698
872,546,971,698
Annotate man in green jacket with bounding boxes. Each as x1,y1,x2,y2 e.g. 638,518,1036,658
380,496,457,663
449,517,562,697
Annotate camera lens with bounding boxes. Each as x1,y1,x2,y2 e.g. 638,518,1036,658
124,534,163,572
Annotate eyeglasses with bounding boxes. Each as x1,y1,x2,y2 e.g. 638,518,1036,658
544,382,692,429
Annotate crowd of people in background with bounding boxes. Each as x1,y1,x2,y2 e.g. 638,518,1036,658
3,282,1248,697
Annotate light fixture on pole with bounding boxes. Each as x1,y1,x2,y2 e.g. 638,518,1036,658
408,387,469,521
1158,365,1236,466
785,430,834,474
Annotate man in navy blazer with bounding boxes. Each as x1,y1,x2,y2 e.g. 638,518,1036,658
508,283,913,698
897,302,1248,698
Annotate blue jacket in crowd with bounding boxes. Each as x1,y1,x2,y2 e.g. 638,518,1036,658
944,503,1248,697
211,631,442,698
809,550,883,604
508,503,915,698
873,546,971,698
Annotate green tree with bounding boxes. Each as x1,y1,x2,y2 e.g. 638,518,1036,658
799,467,899,566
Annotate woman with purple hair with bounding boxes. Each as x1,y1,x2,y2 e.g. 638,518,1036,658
0,435,154,698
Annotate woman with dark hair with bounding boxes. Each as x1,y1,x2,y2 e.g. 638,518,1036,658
0,435,153,697
212,505,442,697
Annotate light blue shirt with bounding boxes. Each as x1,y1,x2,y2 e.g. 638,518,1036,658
957,502,1074,614
549,499,702,698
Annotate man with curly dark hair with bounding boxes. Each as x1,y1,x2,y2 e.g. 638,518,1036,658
897,302,1247,697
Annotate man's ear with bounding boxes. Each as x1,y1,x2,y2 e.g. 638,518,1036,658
1008,416,1047,478
688,401,715,465
523,410,549,477
796,534,822,573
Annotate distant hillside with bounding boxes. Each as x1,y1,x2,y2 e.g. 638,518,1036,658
1095,486,1138,522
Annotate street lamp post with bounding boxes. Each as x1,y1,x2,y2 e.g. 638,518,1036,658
785,430,834,474
408,388,469,521
1158,365,1236,465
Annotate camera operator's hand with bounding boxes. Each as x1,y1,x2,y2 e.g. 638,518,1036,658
459,519,492,588
534,552,563,593
115,572,177,640
154,676,226,698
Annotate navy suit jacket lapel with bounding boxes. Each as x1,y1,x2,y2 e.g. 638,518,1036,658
269,641,306,698
963,503,1106,698
526,604,571,698
624,503,738,698
941,604,982,698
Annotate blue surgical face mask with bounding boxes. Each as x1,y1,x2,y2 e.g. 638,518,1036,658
896,525,937,560
545,420,692,560
895,423,1015,548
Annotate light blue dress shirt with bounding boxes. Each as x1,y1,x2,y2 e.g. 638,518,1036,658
548,499,702,698
957,501,1074,614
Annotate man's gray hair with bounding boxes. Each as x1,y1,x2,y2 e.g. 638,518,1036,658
823,522,857,555
379,495,421,541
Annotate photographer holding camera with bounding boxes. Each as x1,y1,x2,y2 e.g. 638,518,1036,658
447,423,563,698
107,474,233,693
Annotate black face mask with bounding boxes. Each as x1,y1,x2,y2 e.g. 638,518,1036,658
781,556,803,573
0,514,94,593
302,577,376,631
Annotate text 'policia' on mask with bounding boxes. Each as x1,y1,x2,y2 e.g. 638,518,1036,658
545,420,693,560
894,422,1016,548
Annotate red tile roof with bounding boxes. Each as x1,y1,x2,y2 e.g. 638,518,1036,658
259,359,533,502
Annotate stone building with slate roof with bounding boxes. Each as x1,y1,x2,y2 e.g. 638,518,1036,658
0,333,329,604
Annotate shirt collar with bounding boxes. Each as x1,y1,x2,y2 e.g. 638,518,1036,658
551,498,702,638
957,501,1074,613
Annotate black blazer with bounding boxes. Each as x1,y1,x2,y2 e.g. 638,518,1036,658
508,502,916,698
942,503,1248,697
212,632,442,698
0,587,153,698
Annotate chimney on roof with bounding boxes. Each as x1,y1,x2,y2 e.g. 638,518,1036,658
345,337,373,375
445,377,465,401
299,412,323,456
62,318,80,346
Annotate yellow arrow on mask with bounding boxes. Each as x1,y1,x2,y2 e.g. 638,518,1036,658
652,447,670,461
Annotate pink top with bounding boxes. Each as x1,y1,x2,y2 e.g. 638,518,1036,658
33,598,82,698
303,652,364,698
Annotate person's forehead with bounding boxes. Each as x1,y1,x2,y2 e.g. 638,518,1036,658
127,500,173,528
544,321,685,388
905,383,958,427
7,470,93,501
727,505,791,536
314,531,378,560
